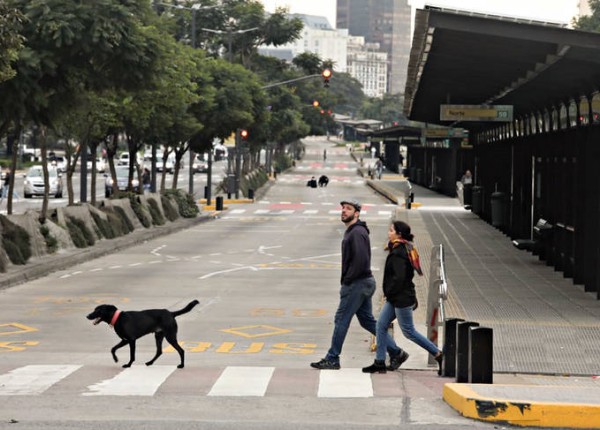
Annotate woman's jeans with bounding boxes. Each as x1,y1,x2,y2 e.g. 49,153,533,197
325,277,377,363
376,301,440,361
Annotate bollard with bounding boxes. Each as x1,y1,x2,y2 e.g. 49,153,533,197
248,189,254,200
204,186,208,199
216,196,224,211
227,192,231,199
468,327,494,384
410,192,414,203
405,197,411,210
456,321,479,383
442,318,464,377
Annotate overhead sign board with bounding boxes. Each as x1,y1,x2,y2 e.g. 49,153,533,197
424,128,468,138
440,105,513,122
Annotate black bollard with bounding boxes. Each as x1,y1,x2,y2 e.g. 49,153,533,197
468,327,494,384
216,196,224,211
248,189,254,200
204,186,208,199
442,318,464,377
456,321,479,383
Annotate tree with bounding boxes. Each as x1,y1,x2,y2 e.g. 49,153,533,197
0,3,23,84
0,0,165,219
573,0,600,31
360,94,407,124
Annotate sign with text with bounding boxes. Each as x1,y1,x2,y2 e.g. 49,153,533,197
440,105,513,122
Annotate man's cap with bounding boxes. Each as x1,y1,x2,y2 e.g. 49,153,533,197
340,199,361,212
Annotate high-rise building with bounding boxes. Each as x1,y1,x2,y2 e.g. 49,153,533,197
258,14,348,72
346,36,388,98
337,0,412,94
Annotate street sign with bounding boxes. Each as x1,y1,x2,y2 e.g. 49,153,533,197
440,105,513,122
424,128,468,138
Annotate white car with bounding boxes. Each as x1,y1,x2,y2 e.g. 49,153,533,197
86,157,107,173
105,166,139,197
51,156,67,173
23,166,63,198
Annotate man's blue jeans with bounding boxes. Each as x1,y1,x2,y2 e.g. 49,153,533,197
376,301,440,361
325,277,377,364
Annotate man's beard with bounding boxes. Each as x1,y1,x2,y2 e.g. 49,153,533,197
341,214,354,223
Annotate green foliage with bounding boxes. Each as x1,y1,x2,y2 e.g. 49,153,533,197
573,0,600,31
125,193,151,228
273,153,293,173
40,225,58,254
66,217,95,248
0,215,31,265
147,198,165,226
113,206,134,233
0,3,24,83
91,211,116,239
360,94,406,124
240,168,268,197
161,195,180,222
163,189,199,218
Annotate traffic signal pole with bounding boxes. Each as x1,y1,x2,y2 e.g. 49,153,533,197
235,129,242,199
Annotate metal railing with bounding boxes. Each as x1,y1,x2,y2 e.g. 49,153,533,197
426,244,448,364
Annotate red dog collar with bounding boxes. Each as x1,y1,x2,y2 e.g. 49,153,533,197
110,310,122,326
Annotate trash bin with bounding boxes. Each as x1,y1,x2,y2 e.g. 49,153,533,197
533,218,553,261
463,183,473,207
471,186,483,215
416,168,423,184
216,196,224,211
490,191,506,227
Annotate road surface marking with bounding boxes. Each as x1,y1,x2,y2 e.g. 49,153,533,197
318,368,373,398
208,366,274,397
0,365,81,395
84,365,176,396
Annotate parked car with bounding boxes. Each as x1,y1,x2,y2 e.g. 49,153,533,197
192,154,209,173
51,156,67,173
105,166,139,197
156,154,175,174
23,165,63,198
86,157,107,173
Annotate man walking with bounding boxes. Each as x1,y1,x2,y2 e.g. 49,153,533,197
310,199,407,370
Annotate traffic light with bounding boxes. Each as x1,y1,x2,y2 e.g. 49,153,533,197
313,100,320,108
322,68,332,88
240,129,249,140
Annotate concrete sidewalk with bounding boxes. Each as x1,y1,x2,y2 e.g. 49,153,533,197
366,172,600,428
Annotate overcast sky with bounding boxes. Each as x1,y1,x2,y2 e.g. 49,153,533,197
259,0,581,28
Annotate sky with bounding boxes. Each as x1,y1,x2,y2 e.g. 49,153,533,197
259,0,581,28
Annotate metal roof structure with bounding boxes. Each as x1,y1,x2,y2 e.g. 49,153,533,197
404,7,600,127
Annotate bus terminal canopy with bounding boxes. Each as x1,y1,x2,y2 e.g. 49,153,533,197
404,7,600,129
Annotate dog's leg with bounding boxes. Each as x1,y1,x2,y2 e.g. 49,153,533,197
123,341,136,368
146,332,165,366
111,339,128,364
165,334,185,369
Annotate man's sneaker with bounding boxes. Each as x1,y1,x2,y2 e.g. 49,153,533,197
362,360,387,374
387,351,409,371
310,358,340,370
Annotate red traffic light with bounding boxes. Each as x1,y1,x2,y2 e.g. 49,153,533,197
240,129,249,139
322,68,332,87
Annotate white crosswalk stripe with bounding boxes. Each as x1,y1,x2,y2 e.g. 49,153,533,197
208,366,274,397
317,368,373,398
0,365,81,395
0,364,425,398
84,365,176,396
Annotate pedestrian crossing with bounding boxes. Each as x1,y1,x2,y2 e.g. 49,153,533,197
0,364,415,398
220,201,398,219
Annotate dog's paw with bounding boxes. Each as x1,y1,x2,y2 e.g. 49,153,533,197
177,364,184,369
122,363,131,368
145,361,154,366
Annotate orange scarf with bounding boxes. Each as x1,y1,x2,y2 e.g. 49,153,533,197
386,239,423,276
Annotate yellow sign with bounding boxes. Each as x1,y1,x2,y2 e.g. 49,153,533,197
440,105,513,122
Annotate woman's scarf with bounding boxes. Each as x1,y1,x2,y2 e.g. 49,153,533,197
386,238,423,276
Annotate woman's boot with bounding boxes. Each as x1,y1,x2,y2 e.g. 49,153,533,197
362,360,387,374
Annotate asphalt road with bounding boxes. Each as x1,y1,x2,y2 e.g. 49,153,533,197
0,138,498,429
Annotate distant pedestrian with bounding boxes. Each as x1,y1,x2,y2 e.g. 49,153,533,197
323,149,327,161
362,221,443,374
142,167,151,192
306,176,317,188
461,170,473,185
375,158,383,180
1,171,10,203
311,199,406,370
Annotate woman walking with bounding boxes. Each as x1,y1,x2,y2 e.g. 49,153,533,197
362,220,443,374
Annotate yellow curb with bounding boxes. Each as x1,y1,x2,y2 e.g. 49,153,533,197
402,202,422,208
202,205,228,211
443,383,600,428
198,198,253,205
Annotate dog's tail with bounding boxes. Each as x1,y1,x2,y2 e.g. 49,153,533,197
172,300,200,317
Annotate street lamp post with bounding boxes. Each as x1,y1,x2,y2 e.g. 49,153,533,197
201,21,257,201
157,3,218,196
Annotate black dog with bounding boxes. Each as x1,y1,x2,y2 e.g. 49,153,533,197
318,175,329,187
87,300,199,369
